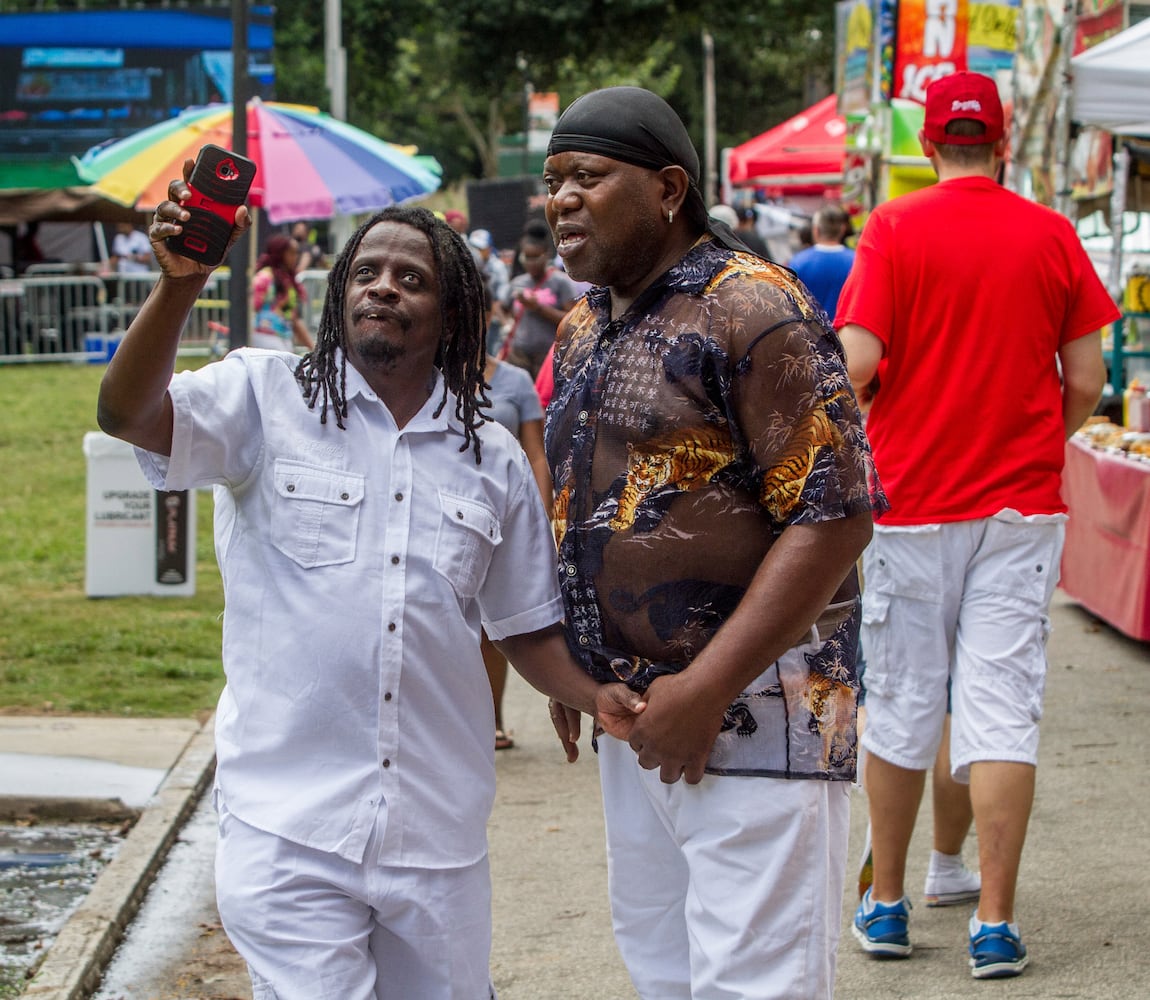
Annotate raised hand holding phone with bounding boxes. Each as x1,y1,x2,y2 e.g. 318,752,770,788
165,144,257,266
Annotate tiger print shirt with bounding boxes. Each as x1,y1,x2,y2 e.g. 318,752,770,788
545,234,886,780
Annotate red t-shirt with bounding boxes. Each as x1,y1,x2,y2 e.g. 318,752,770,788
836,176,1119,524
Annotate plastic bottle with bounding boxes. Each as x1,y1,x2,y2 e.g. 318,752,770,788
1134,390,1150,433
1124,379,1149,431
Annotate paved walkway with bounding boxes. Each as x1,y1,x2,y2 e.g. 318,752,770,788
11,589,1150,998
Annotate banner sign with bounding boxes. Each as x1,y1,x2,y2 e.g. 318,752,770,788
878,0,898,102
1070,126,1114,202
893,0,969,103
967,0,1021,75
837,0,874,117
1012,0,1125,204
527,91,559,153
1074,1,1124,54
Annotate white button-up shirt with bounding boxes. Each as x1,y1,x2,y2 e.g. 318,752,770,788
137,349,563,867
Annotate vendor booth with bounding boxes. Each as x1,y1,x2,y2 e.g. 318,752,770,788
1061,430,1150,642
722,95,849,257
726,95,846,196
1071,15,1150,393
1071,16,1150,137
1063,18,1150,642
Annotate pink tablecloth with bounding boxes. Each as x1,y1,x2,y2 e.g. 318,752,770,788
1060,437,1150,641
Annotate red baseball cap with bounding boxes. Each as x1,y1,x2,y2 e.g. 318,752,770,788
922,71,1004,145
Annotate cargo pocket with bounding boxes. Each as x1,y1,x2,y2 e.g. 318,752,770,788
859,590,895,697
270,460,364,569
433,490,501,598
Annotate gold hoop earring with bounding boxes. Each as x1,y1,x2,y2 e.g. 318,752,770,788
668,209,674,224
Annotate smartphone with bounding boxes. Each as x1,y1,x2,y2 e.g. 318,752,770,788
166,144,257,267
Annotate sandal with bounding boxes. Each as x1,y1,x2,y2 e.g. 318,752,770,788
495,729,515,750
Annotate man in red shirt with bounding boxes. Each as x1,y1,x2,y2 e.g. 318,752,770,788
836,71,1117,979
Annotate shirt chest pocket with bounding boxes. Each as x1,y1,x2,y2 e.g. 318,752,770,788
433,490,502,598
270,460,365,569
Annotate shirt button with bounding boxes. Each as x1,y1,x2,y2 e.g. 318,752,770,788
578,410,589,424
384,692,393,701
340,491,349,500
391,555,400,565
286,483,296,492
456,510,464,520
387,622,397,632
578,635,590,646
598,338,610,350
565,564,577,576
395,492,404,502
382,759,391,768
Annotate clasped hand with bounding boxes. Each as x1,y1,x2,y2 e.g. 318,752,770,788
549,672,726,785
549,683,645,764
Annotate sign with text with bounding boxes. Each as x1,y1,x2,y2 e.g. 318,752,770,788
894,0,970,103
967,0,1021,75
83,432,196,597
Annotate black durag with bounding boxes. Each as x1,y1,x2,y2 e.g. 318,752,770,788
546,86,768,260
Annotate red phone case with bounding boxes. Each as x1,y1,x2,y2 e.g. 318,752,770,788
166,144,257,267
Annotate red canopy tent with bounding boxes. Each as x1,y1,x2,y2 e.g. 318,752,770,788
727,95,846,194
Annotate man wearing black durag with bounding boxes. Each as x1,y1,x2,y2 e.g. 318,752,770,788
541,86,886,999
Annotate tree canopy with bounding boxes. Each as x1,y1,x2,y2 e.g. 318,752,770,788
0,0,836,186
271,0,837,185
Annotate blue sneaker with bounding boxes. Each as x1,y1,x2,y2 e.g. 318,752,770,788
852,888,912,957
969,914,1029,979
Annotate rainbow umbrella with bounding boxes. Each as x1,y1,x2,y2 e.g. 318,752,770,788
74,98,441,224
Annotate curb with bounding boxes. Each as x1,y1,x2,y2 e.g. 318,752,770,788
23,718,217,1000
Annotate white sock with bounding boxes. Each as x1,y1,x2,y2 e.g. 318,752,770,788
971,912,1020,935
929,849,966,874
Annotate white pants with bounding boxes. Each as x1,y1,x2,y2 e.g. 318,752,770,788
215,805,495,1000
597,735,850,1000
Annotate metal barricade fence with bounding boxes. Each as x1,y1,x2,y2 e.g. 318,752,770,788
0,272,232,363
1,274,108,362
105,272,160,334
22,263,95,277
102,270,229,355
0,276,22,355
186,272,230,356
172,269,325,355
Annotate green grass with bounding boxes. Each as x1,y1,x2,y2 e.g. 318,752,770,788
0,362,226,718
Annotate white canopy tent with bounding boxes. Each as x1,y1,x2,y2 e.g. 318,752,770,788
1071,16,1150,137
1071,17,1150,300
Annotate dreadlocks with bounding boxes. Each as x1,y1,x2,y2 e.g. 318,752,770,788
294,205,491,462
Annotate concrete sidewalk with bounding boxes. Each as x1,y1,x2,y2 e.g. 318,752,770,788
8,589,1150,998
0,716,204,820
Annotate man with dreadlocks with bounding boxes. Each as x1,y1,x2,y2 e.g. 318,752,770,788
97,161,645,1000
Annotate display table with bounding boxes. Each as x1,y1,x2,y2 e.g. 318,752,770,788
1060,437,1150,641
